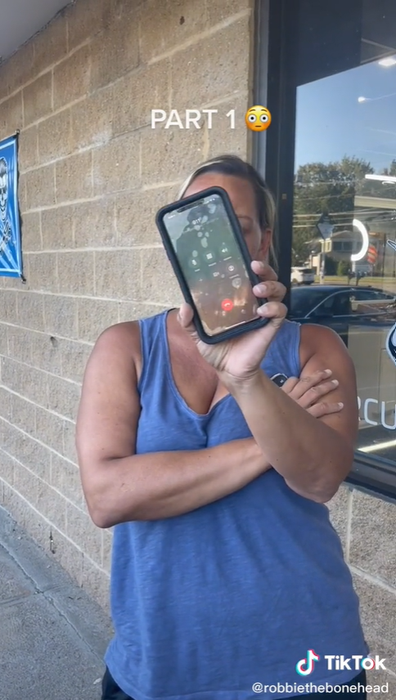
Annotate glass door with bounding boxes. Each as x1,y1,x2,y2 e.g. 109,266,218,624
265,0,396,487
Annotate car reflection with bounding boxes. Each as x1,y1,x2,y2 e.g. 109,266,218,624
289,284,396,448
289,284,396,342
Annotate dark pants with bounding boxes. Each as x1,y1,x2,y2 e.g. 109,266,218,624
101,668,367,700
102,668,135,700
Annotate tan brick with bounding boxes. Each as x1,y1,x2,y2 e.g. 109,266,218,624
20,211,41,252
32,13,68,76
73,199,116,248
0,416,8,445
1,357,48,407
44,294,78,339
30,330,62,375
0,290,17,323
170,17,250,111
23,73,53,126
115,187,177,248
26,252,58,293
66,503,102,565
66,0,114,52
2,422,22,458
18,126,39,172
8,392,35,434
81,556,110,611
41,206,73,250
38,109,72,164
10,429,51,483
94,249,141,301
53,45,91,111
112,60,171,137
90,12,139,91
206,0,251,25
0,450,15,487
139,0,207,63
77,298,119,343
92,133,140,196
37,480,68,532
117,302,166,323
48,528,83,586
0,386,12,421
35,406,64,452
25,164,56,210
55,151,93,203
206,93,249,158
0,324,8,356
7,326,32,365
59,339,92,383
17,291,45,332
57,251,95,295
17,172,28,214
140,126,205,185
70,86,113,151
141,248,183,306
12,462,40,505
0,417,8,449
51,453,85,510
0,42,35,97
63,419,78,464
47,375,81,421
0,92,23,136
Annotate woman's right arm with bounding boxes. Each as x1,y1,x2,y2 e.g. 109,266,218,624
76,323,269,527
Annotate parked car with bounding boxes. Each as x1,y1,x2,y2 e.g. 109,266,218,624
289,284,396,343
291,267,315,285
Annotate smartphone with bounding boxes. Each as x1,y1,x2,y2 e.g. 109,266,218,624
155,186,269,344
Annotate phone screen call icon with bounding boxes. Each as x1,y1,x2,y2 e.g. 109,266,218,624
221,299,234,312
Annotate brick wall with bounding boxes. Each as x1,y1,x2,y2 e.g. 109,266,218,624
0,0,253,607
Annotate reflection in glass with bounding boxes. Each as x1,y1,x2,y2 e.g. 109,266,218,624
290,1,396,460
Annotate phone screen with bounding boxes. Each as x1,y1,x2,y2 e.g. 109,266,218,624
163,193,260,337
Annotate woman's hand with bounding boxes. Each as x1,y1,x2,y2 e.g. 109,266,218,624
178,261,287,381
282,369,343,418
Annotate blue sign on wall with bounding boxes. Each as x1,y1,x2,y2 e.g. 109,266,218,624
0,134,23,278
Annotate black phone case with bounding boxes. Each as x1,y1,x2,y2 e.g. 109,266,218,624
155,186,269,344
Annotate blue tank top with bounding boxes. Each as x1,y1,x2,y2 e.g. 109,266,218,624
105,310,368,700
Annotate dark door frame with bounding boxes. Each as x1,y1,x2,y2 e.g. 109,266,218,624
253,0,396,502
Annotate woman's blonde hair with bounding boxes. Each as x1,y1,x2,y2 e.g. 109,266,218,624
177,154,278,269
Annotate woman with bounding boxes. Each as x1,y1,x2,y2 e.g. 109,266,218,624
76,155,368,700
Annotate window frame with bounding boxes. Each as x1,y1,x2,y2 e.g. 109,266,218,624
254,0,396,502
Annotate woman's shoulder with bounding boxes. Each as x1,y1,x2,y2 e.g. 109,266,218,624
97,309,168,346
96,320,140,348
93,310,170,376
299,323,350,367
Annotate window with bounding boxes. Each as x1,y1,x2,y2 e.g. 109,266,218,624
261,0,396,499
314,292,351,317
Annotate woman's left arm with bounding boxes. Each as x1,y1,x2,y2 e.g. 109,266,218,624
221,324,358,503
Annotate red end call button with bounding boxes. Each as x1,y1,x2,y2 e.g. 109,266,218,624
221,299,234,312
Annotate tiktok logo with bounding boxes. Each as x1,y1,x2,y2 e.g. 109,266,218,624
296,650,320,676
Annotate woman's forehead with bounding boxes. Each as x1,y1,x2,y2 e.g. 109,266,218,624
183,172,256,217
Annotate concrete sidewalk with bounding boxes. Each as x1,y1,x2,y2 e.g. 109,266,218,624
0,506,113,700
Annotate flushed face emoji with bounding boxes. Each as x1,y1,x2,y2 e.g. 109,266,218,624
245,106,271,132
